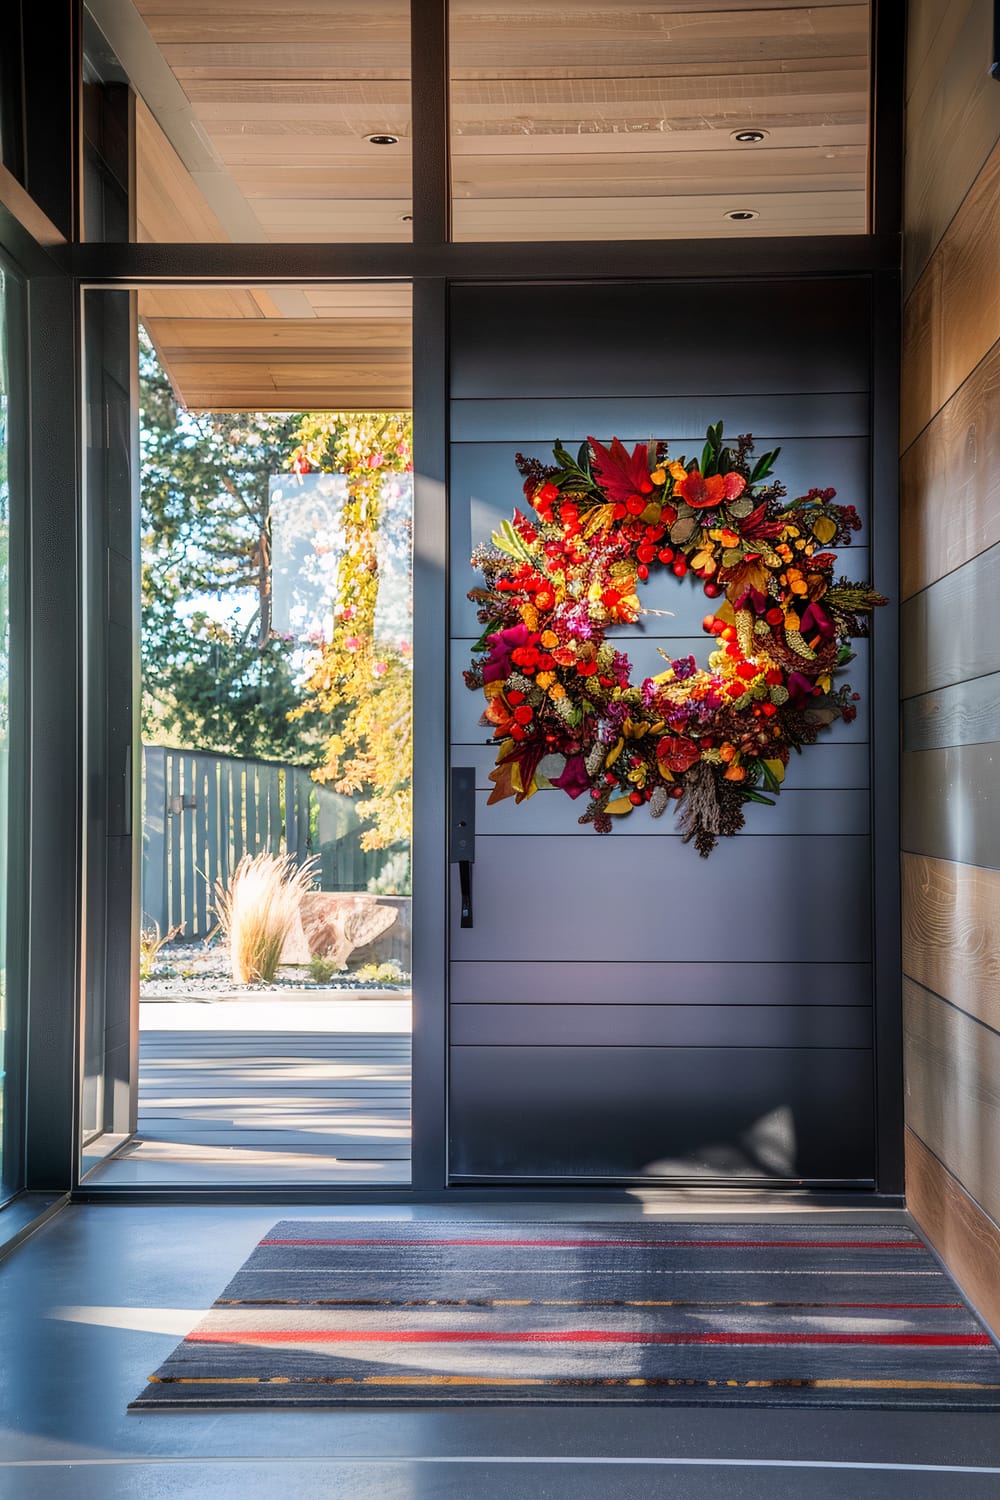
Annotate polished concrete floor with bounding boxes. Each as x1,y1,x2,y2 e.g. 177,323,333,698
2,1202,1000,1498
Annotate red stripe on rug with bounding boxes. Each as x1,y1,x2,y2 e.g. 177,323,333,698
260,1238,924,1251
185,1329,990,1347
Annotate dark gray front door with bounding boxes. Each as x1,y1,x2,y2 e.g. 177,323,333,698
447,279,881,1186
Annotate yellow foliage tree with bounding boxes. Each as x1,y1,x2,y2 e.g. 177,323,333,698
288,412,413,850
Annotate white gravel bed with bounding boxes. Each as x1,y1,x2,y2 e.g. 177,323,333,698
141,942,409,998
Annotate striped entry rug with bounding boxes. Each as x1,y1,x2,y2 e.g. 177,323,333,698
130,1220,1000,1410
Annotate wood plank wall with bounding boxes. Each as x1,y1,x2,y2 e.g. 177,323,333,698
901,0,1000,1335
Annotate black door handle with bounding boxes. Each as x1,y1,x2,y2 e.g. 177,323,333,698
450,766,476,928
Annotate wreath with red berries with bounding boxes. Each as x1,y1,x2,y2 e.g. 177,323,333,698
464,425,886,855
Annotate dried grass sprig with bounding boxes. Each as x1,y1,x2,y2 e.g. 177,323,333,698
212,851,318,985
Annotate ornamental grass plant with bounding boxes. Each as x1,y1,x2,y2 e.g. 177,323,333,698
212,851,317,984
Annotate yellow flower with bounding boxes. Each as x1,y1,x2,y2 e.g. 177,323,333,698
650,467,666,486
548,683,566,700
536,671,556,689
540,630,559,648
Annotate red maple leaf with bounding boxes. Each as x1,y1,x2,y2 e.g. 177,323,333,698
588,437,652,505
739,501,785,540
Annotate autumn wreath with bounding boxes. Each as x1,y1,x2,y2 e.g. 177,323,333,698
463,426,886,855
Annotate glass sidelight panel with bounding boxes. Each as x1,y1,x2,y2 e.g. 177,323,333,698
82,284,413,1187
450,0,871,240
79,288,142,1175
0,261,26,1204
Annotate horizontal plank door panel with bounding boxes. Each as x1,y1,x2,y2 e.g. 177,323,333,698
451,835,872,964
450,393,871,444
458,545,870,637
449,1045,874,1180
453,638,871,744
451,1004,873,1048
473,787,869,838
451,281,872,399
456,741,872,790
450,960,873,1009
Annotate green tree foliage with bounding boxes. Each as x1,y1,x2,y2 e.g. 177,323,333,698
140,330,322,762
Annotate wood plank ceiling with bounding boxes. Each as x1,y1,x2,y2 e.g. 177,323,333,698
117,0,870,410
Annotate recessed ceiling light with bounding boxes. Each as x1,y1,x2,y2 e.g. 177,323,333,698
731,129,768,144
725,209,759,221
365,133,399,146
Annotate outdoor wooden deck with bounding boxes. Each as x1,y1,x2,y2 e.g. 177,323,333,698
92,996,411,1186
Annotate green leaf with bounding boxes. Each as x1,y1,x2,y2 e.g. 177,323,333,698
759,759,781,794
472,618,503,653
750,446,781,482
701,441,714,476
491,518,536,565
741,788,776,806
721,547,744,567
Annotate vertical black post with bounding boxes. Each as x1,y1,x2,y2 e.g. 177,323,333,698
870,267,904,1195
24,274,82,1191
410,277,449,1190
0,258,29,1202
870,0,905,238
20,0,81,242
410,0,451,245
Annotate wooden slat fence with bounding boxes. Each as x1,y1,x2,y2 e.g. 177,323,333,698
141,745,404,938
